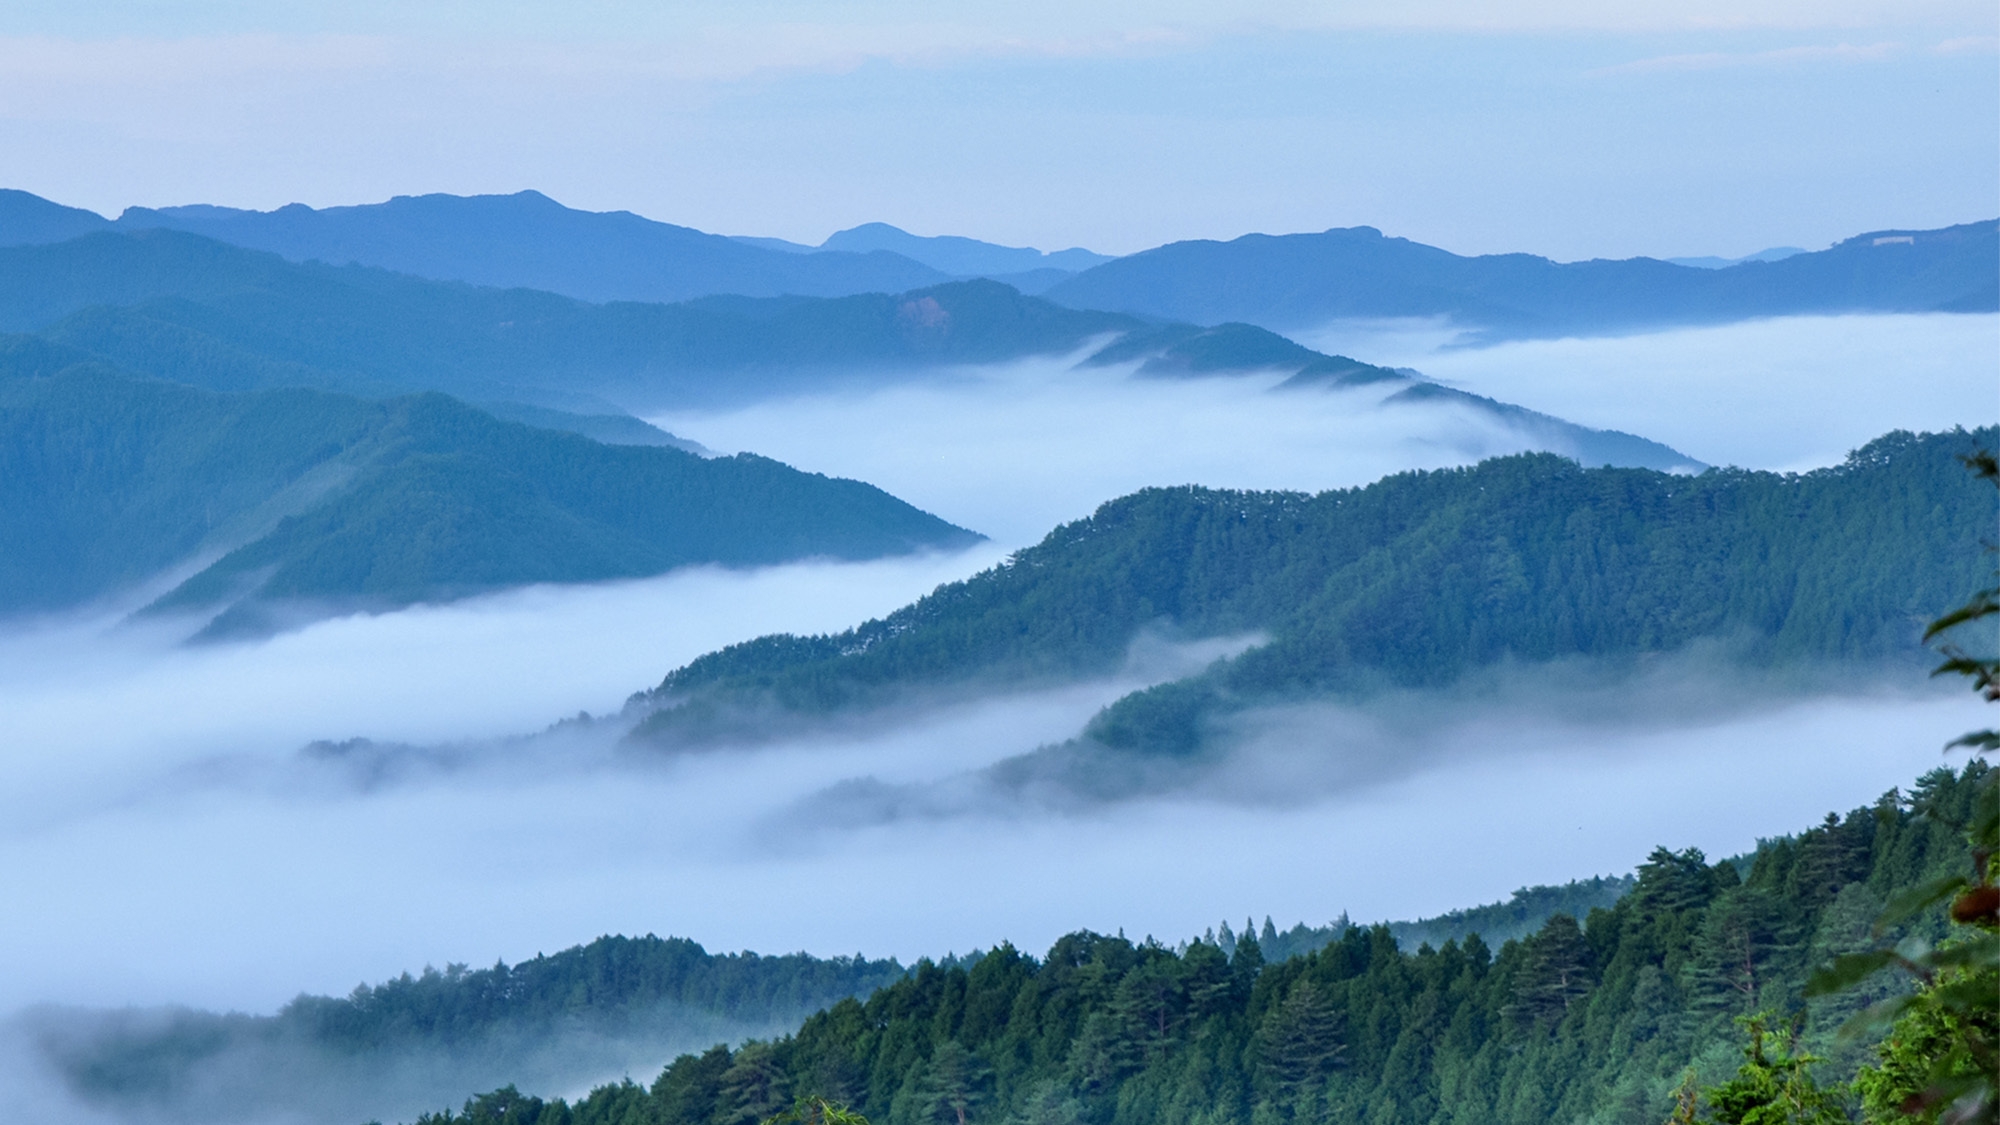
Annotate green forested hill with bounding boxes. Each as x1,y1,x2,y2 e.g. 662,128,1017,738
629,428,1995,756
0,356,979,629
35,936,910,1125
399,764,1987,1125
35,879,1640,1125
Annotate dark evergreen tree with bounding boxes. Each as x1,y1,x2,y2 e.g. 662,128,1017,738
1504,914,1593,1030
1253,981,1345,1110
717,1042,791,1125
917,1041,992,1125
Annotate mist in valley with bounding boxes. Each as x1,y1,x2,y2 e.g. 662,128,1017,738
645,347,1582,547
1290,312,1999,473
2,312,1993,1123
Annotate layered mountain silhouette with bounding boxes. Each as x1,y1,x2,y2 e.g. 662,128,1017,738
5,190,1988,340
0,227,1700,469
0,189,955,303
1042,220,1999,337
0,228,1139,410
745,222,1114,293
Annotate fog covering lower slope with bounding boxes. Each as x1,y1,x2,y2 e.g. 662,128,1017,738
27,936,909,1125
630,428,1995,762
1043,219,1999,337
0,348,979,632
29,876,1642,1125
396,763,1989,1125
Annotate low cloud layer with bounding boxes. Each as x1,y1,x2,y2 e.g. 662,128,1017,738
649,350,1597,546
2,314,1991,1122
0,613,1979,1024
1292,312,1999,472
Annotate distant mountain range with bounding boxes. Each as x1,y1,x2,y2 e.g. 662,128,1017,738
1665,246,1806,270
0,341,978,635
0,189,1113,302
735,221,1112,294
4,190,1990,340
0,229,1138,411
0,189,958,304
0,220,1722,633
1042,220,1999,337
0,227,1699,471
627,428,1994,804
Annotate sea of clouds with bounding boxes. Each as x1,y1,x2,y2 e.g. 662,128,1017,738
0,311,1992,1122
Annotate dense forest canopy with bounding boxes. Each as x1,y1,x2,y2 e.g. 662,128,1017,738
394,765,1989,1125
631,427,1997,765
37,876,1644,1125
33,938,910,1125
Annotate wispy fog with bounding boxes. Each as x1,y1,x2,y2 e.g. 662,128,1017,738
1291,313,1999,472
0,573,1983,1122
645,350,1581,546
4,314,1991,1122
0,550,1000,832
0,624,1977,1021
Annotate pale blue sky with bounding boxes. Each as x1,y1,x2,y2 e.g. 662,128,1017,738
0,0,1993,258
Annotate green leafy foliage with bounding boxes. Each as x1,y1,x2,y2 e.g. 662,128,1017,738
632,428,1996,753
1808,449,2000,1124
404,767,1987,1125
1680,1015,1853,1124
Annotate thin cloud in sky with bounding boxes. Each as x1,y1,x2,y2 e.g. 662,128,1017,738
6,0,1993,39
0,6,1989,258
1588,39,1906,76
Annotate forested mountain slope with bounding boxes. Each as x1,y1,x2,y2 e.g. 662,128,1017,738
32,876,1644,1125
1043,219,1999,337
404,764,1989,1125
0,353,978,631
630,428,1994,761
31,937,910,1125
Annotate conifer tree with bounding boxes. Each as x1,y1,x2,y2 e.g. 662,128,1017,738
918,1041,991,1125
1506,913,1593,1029
1254,980,1345,1110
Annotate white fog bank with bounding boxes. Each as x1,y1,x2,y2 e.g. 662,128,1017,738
647,355,1579,546
1292,313,1999,472
0,647,1980,1021
0,310,1989,1113
0,549,1001,842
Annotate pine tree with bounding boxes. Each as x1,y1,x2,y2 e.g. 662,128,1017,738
1698,1015,1850,1125
718,1042,790,1125
1506,914,1593,1030
919,1041,992,1125
1255,980,1345,1111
